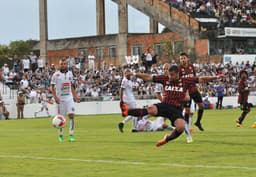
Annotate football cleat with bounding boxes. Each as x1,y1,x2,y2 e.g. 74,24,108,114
118,122,124,133
121,104,128,117
58,135,65,142
194,122,204,131
131,129,138,133
236,119,240,123
156,134,169,147
250,124,256,128
190,129,196,133
69,135,76,142
237,123,243,127
186,136,193,143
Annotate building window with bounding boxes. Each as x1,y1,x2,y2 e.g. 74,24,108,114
132,45,143,56
109,46,117,58
96,47,104,60
174,41,184,55
154,43,163,57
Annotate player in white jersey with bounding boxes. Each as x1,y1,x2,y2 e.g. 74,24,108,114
34,87,51,117
135,117,173,132
51,58,81,142
118,68,139,133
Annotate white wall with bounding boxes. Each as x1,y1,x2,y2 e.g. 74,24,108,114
5,96,256,119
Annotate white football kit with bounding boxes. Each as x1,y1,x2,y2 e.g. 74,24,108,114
40,92,48,109
121,77,136,109
136,117,165,131
51,70,75,115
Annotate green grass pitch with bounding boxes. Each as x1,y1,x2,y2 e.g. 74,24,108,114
0,108,255,177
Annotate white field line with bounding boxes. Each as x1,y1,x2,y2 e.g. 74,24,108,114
0,155,256,171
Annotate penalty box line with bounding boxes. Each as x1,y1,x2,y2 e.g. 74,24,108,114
0,155,256,171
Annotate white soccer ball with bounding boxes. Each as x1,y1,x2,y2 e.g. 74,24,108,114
52,115,66,129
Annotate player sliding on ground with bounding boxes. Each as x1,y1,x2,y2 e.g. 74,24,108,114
121,65,224,147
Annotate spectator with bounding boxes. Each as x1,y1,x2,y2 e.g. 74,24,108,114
7,55,21,73
215,82,225,109
37,56,45,72
20,76,29,90
16,91,25,119
22,55,30,73
29,52,37,72
88,51,95,71
2,64,9,76
0,101,9,120
203,96,211,109
29,87,38,104
80,51,86,71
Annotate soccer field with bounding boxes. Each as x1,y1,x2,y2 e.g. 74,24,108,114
0,109,255,177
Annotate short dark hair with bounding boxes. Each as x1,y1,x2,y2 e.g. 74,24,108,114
169,65,179,73
180,52,188,57
239,70,248,78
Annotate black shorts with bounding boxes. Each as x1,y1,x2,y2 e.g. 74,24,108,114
154,102,184,124
240,102,252,111
190,91,202,103
183,100,191,108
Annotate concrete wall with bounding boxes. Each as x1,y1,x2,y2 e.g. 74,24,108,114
5,96,256,119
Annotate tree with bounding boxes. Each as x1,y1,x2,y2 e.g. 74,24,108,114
0,40,37,68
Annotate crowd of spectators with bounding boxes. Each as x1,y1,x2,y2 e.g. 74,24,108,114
197,60,256,97
1,51,256,104
165,0,256,27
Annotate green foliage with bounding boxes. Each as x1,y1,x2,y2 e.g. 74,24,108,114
0,40,37,67
0,108,255,177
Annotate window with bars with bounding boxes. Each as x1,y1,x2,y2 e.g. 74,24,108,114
96,47,104,60
109,46,117,58
154,43,163,57
174,41,185,55
132,45,143,56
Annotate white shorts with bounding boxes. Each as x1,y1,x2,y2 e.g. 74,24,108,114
57,98,75,115
41,102,48,109
89,61,94,70
151,117,165,131
124,101,136,109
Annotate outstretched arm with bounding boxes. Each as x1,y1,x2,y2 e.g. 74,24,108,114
199,74,224,83
133,72,153,82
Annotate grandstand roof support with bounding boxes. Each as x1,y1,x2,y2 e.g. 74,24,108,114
150,17,158,34
39,0,48,62
118,0,128,64
96,0,106,36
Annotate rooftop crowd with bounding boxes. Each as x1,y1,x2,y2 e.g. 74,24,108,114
165,0,256,27
1,51,256,104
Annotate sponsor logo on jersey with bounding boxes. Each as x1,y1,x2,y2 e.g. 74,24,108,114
165,85,183,92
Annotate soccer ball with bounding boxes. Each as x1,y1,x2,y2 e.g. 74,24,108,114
52,115,66,129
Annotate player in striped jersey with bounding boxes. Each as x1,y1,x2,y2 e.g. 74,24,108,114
179,52,205,131
236,70,253,127
121,65,223,147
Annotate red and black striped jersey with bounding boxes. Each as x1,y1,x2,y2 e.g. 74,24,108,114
179,63,198,94
153,75,199,107
238,80,249,104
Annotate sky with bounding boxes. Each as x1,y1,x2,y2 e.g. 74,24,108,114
0,0,164,45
